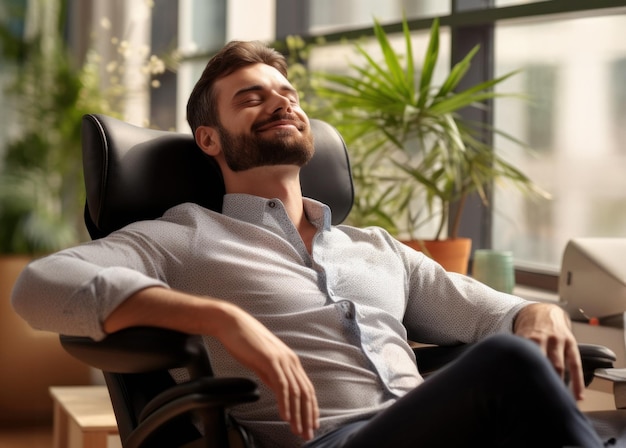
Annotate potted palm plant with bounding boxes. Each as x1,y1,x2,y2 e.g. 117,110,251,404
316,17,548,273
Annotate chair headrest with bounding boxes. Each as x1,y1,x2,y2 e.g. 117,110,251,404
81,114,354,238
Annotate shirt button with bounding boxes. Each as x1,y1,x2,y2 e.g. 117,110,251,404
268,201,276,208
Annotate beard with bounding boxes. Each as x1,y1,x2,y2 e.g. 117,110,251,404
216,113,314,172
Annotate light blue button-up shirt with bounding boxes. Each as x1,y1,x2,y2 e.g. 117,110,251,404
12,194,529,447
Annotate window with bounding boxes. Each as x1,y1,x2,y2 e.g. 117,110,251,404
493,13,626,272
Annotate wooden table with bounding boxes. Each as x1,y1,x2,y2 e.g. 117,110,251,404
49,386,121,448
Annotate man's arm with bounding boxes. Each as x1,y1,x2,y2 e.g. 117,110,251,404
11,234,319,440
105,286,320,441
513,302,584,400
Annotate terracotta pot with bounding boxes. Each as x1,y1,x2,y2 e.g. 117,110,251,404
403,238,472,274
0,255,91,426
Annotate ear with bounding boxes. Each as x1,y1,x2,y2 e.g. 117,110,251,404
194,126,221,157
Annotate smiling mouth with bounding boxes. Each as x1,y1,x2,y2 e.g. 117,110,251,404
253,113,306,133
256,120,301,132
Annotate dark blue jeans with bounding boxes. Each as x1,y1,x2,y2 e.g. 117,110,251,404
305,334,604,448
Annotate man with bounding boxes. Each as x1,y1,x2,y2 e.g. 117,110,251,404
12,40,605,447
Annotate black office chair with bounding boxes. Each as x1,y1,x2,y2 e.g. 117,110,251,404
61,114,617,448
61,113,354,448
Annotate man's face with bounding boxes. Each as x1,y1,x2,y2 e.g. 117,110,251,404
213,63,314,172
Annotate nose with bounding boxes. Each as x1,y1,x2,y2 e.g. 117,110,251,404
268,90,292,114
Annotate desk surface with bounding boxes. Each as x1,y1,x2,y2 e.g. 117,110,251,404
49,386,117,431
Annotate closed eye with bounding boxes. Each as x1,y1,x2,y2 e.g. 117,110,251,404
287,93,299,105
233,84,300,106
240,96,262,106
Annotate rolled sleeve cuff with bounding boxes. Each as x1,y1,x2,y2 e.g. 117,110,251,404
75,267,169,340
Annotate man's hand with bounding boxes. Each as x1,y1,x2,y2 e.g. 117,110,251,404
213,301,320,441
513,302,585,400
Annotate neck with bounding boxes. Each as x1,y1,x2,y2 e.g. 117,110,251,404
224,164,308,227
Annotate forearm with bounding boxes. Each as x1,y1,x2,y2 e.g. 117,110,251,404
104,286,233,337
404,268,530,344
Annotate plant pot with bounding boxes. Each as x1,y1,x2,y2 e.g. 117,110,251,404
403,238,472,275
0,254,91,426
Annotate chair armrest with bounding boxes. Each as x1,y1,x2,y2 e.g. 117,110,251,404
60,327,209,374
579,343,617,386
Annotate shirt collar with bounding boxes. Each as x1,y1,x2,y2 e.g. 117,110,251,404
222,194,332,231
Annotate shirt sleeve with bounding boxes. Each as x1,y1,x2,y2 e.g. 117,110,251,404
399,243,533,345
11,227,173,341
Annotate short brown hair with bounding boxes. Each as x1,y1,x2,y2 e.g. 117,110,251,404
186,40,288,134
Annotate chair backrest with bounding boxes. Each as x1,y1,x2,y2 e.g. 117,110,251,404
79,113,354,447
81,114,354,239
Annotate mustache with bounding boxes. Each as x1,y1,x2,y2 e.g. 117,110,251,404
251,113,306,132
